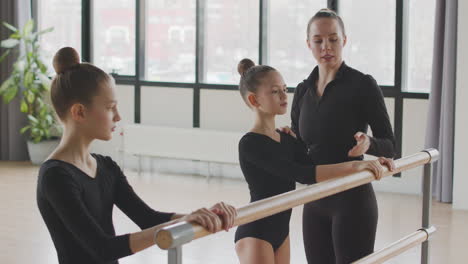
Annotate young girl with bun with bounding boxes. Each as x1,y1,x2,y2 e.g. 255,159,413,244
37,47,237,264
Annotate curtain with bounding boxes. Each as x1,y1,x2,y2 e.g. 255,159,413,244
425,0,458,203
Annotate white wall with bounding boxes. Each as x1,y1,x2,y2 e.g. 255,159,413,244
141,87,193,128
453,1,468,210
200,90,254,132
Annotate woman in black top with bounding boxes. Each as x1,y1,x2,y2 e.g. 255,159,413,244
37,47,237,264
286,9,396,263
234,59,394,264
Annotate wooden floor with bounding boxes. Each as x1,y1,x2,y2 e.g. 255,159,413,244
1,161,467,263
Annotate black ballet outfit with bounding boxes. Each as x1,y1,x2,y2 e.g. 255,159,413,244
37,154,174,264
291,62,395,263
234,131,317,251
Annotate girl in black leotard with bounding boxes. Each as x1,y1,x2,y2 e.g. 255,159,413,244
284,9,396,263
233,58,394,264
36,47,237,264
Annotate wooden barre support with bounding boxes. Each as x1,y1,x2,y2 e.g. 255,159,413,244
353,226,437,264
155,149,439,250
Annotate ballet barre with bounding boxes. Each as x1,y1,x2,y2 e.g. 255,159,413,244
353,226,436,264
156,149,438,264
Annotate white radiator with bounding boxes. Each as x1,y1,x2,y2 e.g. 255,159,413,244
123,124,243,165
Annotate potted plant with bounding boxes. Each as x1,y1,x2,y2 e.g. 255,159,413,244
0,19,61,164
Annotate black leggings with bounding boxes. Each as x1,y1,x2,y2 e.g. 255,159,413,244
302,183,378,264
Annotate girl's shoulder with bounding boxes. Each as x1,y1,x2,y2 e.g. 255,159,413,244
239,132,278,150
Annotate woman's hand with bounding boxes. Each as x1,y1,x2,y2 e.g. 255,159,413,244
353,157,395,180
278,126,297,138
348,132,370,157
183,202,237,233
210,202,237,231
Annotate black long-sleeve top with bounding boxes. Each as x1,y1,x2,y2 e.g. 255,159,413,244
37,154,174,264
239,132,317,203
291,62,395,165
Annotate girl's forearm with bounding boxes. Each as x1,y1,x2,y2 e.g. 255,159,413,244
129,214,185,253
315,161,358,182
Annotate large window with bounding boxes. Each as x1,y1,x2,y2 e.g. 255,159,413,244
340,0,396,86
37,0,437,92
145,0,196,82
93,0,136,75
35,0,436,172
405,0,436,93
204,0,259,84
38,0,81,74
268,0,327,86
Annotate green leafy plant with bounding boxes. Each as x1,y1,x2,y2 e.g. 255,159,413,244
0,19,60,143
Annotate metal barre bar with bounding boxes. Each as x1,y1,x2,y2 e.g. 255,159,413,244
353,226,436,264
155,149,439,250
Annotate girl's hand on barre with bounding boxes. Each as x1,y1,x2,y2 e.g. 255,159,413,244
278,126,297,138
353,157,394,180
210,202,238,232
183,208,223,233
378,157,395,172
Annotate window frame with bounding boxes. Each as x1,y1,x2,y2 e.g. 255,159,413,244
34,0,432,164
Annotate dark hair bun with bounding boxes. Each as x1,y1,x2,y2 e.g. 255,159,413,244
53,47,80,74
318,8,336,14
237,58,255,76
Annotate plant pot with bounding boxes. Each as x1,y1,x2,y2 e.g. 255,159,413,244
27,139,60,165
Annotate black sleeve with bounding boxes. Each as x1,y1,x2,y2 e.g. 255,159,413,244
240,136,316,184
362,75,396,158
108,158,175,229
289,134,314,165
42,167,133,262
291,82,306,142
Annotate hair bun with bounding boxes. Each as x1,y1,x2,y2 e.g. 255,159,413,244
237,58,255,76
318,8,335,13
317,8,338,17
53,47,81,74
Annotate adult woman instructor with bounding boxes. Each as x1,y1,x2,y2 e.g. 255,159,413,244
288,9,396,264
